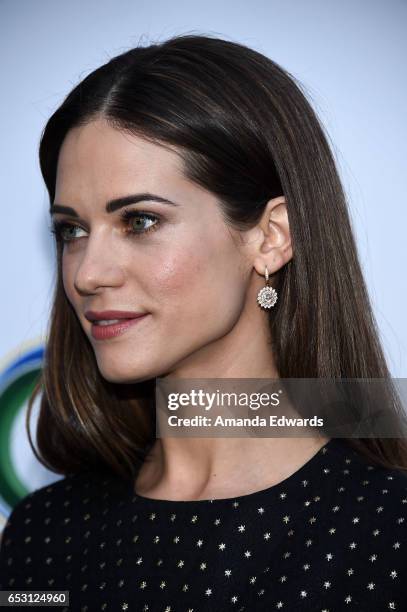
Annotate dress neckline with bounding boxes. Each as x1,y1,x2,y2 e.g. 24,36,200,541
128,437,345,508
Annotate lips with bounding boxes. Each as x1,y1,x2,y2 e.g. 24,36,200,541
85,310,148,322
89,314,149,340
83,309,150,340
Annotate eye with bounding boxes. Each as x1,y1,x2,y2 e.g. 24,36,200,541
49,210,160,244
49,221,87,242
120,209,160,236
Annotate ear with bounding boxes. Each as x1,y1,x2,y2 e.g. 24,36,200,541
246,196,293,277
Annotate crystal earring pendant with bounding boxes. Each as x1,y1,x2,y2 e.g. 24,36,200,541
257,266,278,309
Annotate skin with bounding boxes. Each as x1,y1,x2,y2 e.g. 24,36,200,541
53,117,330,501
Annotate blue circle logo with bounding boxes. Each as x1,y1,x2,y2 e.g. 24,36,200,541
0,345,44,513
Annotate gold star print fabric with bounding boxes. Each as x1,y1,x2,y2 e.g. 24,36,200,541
0,438,406,611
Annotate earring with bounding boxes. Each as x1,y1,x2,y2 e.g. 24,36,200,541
257,265,278,309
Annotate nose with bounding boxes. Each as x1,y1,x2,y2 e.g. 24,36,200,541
73,231,126,294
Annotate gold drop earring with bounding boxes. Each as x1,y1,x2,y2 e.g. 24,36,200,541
257,265,278,309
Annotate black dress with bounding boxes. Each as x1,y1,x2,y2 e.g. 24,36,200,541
1,438,406,611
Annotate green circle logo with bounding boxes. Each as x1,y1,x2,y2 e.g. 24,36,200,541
0,345,43,512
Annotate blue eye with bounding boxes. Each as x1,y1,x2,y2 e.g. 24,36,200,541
49,222,86,242
49,210,160,243
120,209,160,236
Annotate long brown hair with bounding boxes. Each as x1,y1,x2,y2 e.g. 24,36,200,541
27,33,407,482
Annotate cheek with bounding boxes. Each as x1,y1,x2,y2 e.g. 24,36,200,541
152,236,245,320
152,249,205,295
61,257,77,308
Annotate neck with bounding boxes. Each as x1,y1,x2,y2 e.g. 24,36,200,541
135,435,330,501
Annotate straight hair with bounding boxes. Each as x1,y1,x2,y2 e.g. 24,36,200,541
27,33,407,482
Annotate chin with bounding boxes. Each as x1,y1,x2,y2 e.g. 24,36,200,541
96,360,158,385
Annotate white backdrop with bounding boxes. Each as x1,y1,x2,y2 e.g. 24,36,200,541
0,0,406,510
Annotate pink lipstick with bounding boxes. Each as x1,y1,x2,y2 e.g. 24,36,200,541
84,310,149,340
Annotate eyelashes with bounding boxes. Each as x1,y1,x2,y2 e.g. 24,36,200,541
120,209,160,236
49,221,84,242
49,209,160,243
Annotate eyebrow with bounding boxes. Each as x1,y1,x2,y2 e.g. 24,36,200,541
49,192,179,216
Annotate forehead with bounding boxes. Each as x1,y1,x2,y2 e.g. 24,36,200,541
55,118,186,200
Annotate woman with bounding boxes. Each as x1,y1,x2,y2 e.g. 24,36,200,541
0,33,406,611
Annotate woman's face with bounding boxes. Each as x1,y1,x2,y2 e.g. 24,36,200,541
53,118,253,382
